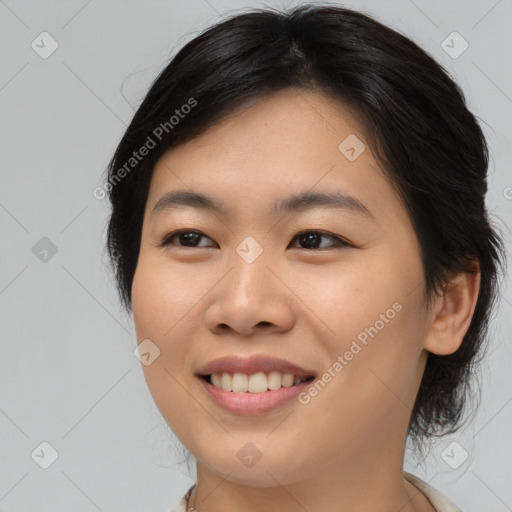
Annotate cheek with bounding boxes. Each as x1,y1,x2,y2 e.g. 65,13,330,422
132,262,194,429
311,261,426,399
131,257,195,339
131,263,160,340
131,257,205,386
304,265,393,348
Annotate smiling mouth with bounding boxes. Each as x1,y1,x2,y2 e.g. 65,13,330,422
200,371,315,393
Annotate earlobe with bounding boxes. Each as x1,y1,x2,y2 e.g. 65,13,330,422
423,267,481,356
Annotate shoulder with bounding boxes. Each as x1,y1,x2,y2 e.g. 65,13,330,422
404,472,463,512
171,478,462,512
168,484,195,512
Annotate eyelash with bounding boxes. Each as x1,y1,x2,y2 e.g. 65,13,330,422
159,229,351,251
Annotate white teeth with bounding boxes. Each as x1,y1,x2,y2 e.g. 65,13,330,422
282,373,294,387
211,373,222,388
267,371,282,390
209,371,310,393
221,372,232,392
231,373,248,392
248,372,268,393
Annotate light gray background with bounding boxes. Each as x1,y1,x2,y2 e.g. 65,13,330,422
1,0,511,510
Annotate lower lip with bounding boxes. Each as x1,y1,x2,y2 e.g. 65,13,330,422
198,376,313,415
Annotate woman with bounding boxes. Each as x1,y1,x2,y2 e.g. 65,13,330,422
104,4,506,511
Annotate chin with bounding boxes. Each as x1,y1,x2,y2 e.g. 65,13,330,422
196,443,308,488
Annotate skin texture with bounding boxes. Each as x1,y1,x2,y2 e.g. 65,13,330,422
131,88,480,512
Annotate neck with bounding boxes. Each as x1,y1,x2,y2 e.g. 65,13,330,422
188,434,429,512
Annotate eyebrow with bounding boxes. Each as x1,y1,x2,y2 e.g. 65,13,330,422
150,189,375,220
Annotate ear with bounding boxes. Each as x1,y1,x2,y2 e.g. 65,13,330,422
423,266,481,355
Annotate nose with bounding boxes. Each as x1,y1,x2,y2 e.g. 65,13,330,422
203,248,295,337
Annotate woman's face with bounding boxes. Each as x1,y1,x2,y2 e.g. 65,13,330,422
132,88,434,487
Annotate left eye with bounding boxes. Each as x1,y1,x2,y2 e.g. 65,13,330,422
160,229,350,250
291,230,350,250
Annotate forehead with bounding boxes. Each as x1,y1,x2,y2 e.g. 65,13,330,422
146,88,404,225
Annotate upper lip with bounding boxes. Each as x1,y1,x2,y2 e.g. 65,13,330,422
196,354,316,378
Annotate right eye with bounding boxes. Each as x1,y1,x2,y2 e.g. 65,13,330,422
160,229,216,248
